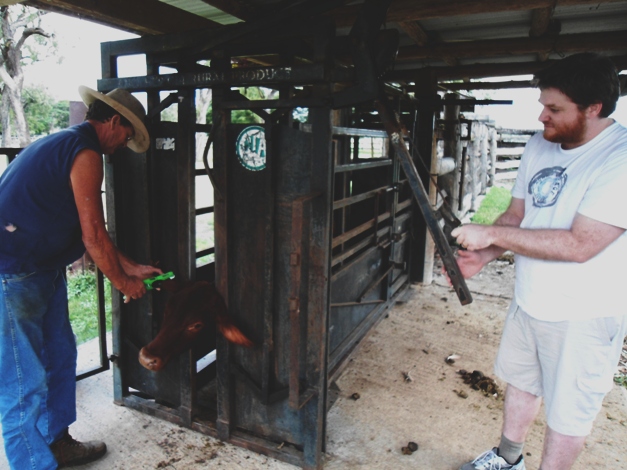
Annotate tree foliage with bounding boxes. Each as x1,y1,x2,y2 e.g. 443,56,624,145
22,84,68,135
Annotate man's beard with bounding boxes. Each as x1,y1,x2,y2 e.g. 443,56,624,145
543,112,586,145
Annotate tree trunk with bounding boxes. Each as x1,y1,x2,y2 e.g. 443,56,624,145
1,91,13,147
195,87,212,160
0,5,50,147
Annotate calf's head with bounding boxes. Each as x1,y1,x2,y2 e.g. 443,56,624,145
139,280,253,371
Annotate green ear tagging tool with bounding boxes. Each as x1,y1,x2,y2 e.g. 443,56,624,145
143,271,175,290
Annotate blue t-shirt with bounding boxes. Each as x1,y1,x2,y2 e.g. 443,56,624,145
0,122,102,273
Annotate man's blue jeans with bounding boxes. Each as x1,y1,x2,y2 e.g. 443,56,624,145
0,269,77,470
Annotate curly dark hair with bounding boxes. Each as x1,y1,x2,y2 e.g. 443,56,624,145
533,53,620,118
84,99,133,127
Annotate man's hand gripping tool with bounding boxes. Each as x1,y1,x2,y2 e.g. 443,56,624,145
143,271,175,290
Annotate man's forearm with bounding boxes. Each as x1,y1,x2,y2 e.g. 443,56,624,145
118,251,138,273
83,231,131,291
472,205,523,264
487,225,583,262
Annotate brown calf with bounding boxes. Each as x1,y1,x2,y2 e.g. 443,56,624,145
138,280,253,371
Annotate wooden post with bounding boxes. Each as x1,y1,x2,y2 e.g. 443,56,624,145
442,93,462,217
489,127,498,187
213,55,233,443
422,131,439,285
469,138,478,212
480,123,489,194
409,70,437,283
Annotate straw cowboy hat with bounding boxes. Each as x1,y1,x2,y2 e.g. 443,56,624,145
78,85,150,153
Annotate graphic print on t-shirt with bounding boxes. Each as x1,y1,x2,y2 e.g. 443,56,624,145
527,166,567,207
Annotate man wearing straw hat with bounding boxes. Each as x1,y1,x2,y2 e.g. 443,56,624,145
0,86,160,469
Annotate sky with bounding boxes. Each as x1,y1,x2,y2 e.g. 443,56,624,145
22,12,627,130
25,13,142,102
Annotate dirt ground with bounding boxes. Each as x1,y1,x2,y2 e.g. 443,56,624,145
1,258,626,470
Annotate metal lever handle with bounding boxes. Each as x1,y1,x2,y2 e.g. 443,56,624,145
375,97,473,306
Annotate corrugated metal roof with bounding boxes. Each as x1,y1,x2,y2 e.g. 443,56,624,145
159,0,242,24
23,0,627,79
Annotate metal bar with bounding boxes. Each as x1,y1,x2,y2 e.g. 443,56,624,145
387,135,402,300
334,159,392,173
75,267,109,382
0,147,21,164
331,227,390,268
391,273,409,296
97,64,327,93
375,96,472,306
217,98,327,110
148,92,178,119
213,56,233,442
333,199,411,259
332,210,392,248
260,122,276,404
333,184,390,210
330,300,385,308
331,245,378,283
177,88,196,427
327,293,394,380
195,206,215,216
358,265,394,302
195,247,215,259
332,126,388,138
396,198,412,213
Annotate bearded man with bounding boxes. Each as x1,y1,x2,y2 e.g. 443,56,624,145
453,53,627,470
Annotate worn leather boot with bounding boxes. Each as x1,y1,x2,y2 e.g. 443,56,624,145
50,430,107,468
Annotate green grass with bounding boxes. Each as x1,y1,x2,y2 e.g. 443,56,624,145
471,186,512,225
67,272,112,345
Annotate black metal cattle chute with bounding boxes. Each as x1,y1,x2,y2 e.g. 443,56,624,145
99,2,470,468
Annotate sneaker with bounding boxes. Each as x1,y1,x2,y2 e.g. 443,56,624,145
50,430,107,468
460,447,526,470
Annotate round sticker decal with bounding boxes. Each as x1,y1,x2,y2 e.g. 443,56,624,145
236,126,266,171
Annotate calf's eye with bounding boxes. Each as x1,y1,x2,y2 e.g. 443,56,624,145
187,322,204,332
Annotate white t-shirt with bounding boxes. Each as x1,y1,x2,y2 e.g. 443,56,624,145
511,122,627,321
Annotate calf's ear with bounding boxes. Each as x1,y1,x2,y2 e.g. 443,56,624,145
161,279,182,292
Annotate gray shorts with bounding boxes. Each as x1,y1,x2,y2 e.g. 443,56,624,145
494,301,627,437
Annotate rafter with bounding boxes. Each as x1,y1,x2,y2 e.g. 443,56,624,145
332,0,627,28
438,80,534,91
398,20,429,45
24,0,220,35
387,54,627,81
396,31,627,62
529,7,553,37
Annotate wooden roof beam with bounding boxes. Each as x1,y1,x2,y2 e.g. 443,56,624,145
438,80,534,91
24,0,220,35
398,20,429,45
529,7,553,38
396,30,627,62
397,21,458,66
387,54,627,81
332,0,627,28
529,6,559,61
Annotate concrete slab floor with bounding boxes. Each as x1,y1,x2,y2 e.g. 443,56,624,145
1,261,626,469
